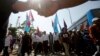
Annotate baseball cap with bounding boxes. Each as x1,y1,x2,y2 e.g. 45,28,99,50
92,17,99,22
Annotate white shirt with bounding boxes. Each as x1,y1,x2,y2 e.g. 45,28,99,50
35,35,42,42
42,34,49,41
53,33,59,41
32,33,36,42
5,35,12,46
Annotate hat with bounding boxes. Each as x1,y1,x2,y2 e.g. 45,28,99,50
92,17,99,22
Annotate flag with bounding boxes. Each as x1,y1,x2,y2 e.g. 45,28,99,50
24,13,31,32
36,27,41,37
53,14,59,33
29,10,34,21
86,10,94,26
63,19,67,28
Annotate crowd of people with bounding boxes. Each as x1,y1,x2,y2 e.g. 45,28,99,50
0,0,99,56
1,17,100,56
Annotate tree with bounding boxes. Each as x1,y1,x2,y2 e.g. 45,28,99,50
8,27,17,37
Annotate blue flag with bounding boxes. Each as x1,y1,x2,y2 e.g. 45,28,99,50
86,10,94,26
53,14,59,33
24,13,30,33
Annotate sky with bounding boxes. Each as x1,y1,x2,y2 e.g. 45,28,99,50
9,1,100,33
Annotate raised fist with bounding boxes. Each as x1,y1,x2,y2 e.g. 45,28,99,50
30,0,87,17
37,1,59,16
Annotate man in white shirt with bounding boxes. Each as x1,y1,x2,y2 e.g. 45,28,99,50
60,27,70,56
31,33,36,48
42,31,49,55
3,32,12,56
53,33,59,42
32,33,37,56
48,32,54,54
34,33,43,56
53,32,60,53
18,32,23,56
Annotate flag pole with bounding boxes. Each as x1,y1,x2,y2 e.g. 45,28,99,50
16,16,20,28
68,9,72,24
29,10,34,28
32,21,34,28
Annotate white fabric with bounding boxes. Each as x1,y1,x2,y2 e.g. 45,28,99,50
63,43,70,56
38,35,43,42
32,33,37,42
92,17,99,22
5,35,12,46
42,34,49,41
53,33,59,41
35,35,42,42
31,33,42,42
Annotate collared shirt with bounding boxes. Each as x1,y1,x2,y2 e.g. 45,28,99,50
35,35,42,42
53,33,59,41
42,34,49,41
32,33,36,42
5,35,12,46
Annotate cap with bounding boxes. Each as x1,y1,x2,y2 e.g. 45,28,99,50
92,17,99,22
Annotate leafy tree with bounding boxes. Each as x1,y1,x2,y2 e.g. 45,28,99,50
8,27,17,37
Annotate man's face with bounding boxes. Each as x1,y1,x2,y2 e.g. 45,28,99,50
93,20,97,25
63,28,67,33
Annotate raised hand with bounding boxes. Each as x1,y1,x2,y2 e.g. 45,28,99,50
33,0,87,17
12,0,87,16
37,1,59,16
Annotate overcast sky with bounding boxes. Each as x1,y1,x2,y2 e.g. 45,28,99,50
9,1,100,33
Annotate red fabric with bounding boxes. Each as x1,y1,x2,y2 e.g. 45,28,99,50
27,20,31,27
89,25,100,44
36,27,41,37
